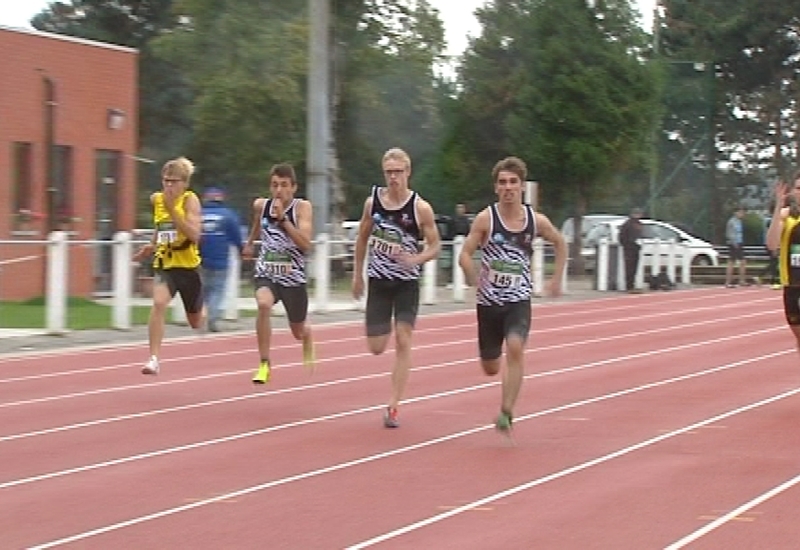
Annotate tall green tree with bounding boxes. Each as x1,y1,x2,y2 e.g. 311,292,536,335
660,0,800,231
440,0,659,268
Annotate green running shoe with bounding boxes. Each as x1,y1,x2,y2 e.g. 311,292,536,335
495,410,513,433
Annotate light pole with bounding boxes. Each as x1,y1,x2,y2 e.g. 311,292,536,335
42,74,57,234
307,0,331,237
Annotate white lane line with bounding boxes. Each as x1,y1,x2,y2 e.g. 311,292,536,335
664,473,800,549
0,288,764,363
0,318,782,440
2,341,789,491
26,349,795,549
346,383,800,549
0,297,777,386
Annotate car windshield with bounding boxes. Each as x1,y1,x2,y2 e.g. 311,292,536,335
585,223,613,246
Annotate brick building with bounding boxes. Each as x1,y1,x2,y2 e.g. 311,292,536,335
0,26,139,300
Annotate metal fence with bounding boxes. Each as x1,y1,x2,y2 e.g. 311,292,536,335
0,232,581,332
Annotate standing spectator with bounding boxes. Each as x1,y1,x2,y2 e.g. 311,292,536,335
618,207,644,293
453,203,471,236
725,206,747,287
200,187,243,332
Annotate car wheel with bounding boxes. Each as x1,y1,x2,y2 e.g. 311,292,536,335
692,255,712,266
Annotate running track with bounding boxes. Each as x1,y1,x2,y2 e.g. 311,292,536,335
1,287,799,549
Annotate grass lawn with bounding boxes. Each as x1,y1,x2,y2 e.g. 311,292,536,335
0,297,153,330
0,297,257,330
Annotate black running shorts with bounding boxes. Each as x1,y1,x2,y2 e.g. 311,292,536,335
254,278,309,324
365,278,420,337
476,300,532,361
154,268,204,314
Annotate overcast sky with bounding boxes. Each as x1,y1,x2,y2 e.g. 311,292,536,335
1,0,657,61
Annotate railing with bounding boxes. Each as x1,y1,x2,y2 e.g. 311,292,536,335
594,238,692,291
1,232,569,333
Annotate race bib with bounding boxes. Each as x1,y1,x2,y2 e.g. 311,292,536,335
263,251,293,276
265,262,293,276
487,260,524,289
791,245,800,267
369,228,403,256
157,230,178,244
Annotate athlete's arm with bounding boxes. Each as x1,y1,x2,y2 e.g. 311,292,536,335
405,199,441,265
536,212,567,297
282,199,313,253
353,197,374,279
163,191,202,243
243,197,266,260
767,182,789,252
459,208,489,287
133,193,159,261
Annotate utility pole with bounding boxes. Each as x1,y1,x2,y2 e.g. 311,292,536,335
43,74,57,233
307,0,331,237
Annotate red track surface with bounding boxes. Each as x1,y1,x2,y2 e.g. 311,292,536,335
2,287,800,549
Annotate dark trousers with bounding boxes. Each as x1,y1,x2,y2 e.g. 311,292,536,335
623,247,640,291
759,249,778,284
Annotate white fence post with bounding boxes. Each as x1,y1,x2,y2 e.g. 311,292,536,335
635,246,646,290
681,243,692,284
422,257,437,305
617,245,626,291
596,238,609,292
112,231,133,330
651,239,662,280
46,231,68,334
452,236,466,302
314,234,330,314
666,238,677,283
532,237,544,297
224,245,241,320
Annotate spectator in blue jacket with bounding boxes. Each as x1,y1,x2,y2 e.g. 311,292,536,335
200,187,243,331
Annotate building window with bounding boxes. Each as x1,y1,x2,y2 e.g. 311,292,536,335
53,145,74,227
11,142,34,230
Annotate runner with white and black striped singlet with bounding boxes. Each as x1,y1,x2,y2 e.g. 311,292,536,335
367,185,422,281
243,163,316,385
255,198,306,286
476,203,536,307
458,156,568,436
352,147,441,429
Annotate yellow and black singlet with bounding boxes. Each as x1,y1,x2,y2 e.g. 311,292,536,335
779,214,800,286
152,190,201,270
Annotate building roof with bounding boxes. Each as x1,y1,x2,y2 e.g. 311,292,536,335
0,24,138,54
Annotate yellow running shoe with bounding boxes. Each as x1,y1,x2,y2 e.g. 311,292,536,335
252,361,270,384
302,335,316,372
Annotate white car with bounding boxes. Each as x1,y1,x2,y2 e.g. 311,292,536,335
582,218,719,270
561,214,626,244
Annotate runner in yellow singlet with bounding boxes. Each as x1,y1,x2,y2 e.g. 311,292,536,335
133,156,204,375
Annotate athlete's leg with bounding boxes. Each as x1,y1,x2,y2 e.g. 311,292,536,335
148,272,175,359
255,283,277,362
365,279,393,355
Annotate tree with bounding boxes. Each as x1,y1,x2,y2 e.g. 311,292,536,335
441,0,660,270
660,0,800,238
32,0,192,166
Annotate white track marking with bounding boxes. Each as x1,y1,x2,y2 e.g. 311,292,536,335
665,473,800,549
26,350,795,549
1,339,789,490
0,297,777,385
345,383,800,549
0,311,781,414
0,288,768,363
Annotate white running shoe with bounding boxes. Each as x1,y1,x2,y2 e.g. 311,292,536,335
142,356,160,375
